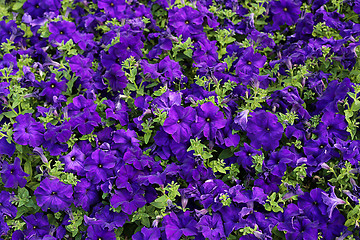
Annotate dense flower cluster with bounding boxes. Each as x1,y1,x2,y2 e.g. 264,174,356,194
1,0,360,239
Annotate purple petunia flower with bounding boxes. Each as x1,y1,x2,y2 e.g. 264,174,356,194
22,212,52,238
163,105,196,143
39,73,67,103
84,149,116,184
246,110,284,151
133,227,161,240
168,6,204,40
197,213,226,240
98,0,127,19
74,178,99,212
298,188,328,221
103,64,128,91
48,21,77,45
1,157,28,188
235,47,267,75
192,102,227,140
61,145,85,175
13,113,45,147
112,129,140,153
43,122,71,156
0,136,15,157
34,178,73,212
321,184,346,219
270,0,301,28
86,225,116,240
110,188,146,214
0,191,17,218
142,56,183,87
162,211,198,240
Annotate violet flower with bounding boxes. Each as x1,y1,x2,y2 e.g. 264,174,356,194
321,184,346,219
246,110,284,151
162,211,198,240
34,178,73,212
1,157,28,188
163,105,196,143
13,113,45,147
192,102,227,140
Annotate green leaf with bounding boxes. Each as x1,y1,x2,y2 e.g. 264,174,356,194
151,195,168,209
183,49,193,58
12,1,24,10
219,148,233,159
2,111,17,119
24,160,32,180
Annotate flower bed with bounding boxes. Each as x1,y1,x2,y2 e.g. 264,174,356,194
1,0,360,239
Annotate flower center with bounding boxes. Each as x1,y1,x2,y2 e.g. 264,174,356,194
60,31,64,35
185,20,189,24
50,83,55,88
98,164,103,168
10,170,14,174
35,4,40,8
71,156,76,161
288,88,292,92
177,119,182,123
51,191,57,195
266,127,270,131
319,144,325,149
206,117,211,122
110,2,114,7
283,7,288,12
247,61,252,65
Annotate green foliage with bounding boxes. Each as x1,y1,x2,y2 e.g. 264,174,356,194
310,114,322,128
187,138,214,162
345,204,360,230
222,163,241,183
151,182,182,215
141,118,154,145
214,29,236,59
328,161,357,192
172,36,194,61
1,39,16,54
58,39,81,57
208,159,230,174
312,22,342,39
277,111,298,127
282,164,307,186
281,65,309,90
264,192,285,213
131,206,156,228
252,154,264,173
208,6,241,24
65,210,86,237
121,56,146,96
343,84,360,139
45,160,79,186
12,187,40,219
239,86,268,112
219,193,232,207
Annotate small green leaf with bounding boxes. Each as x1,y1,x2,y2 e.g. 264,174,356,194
219,148,233,159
